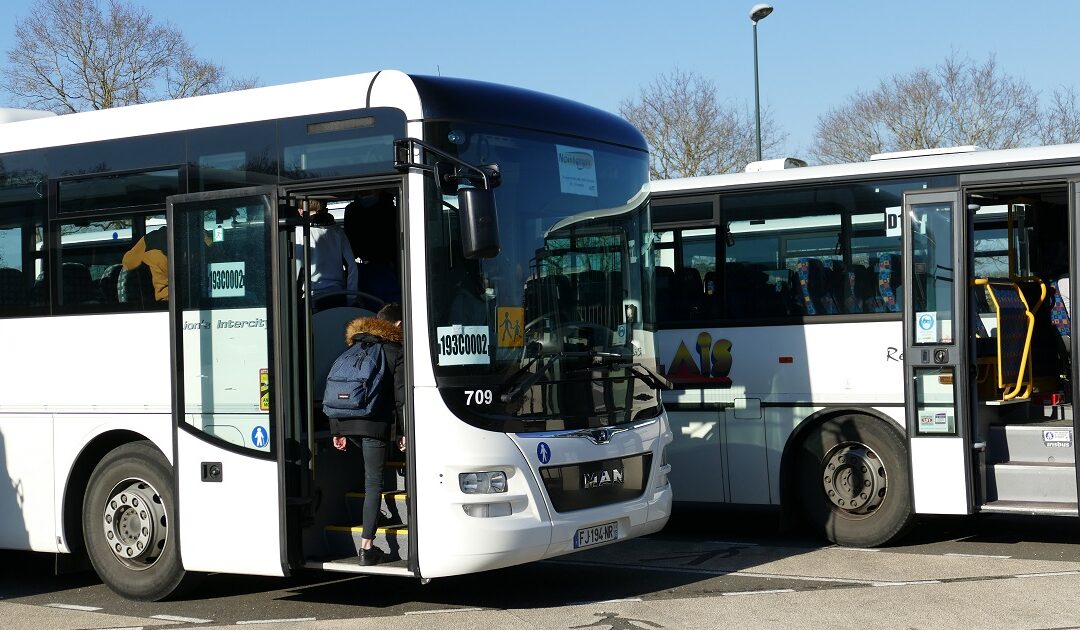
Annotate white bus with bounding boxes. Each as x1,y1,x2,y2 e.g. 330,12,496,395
650,145,1077,547
0,70,671,600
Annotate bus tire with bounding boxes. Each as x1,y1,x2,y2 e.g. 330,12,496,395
794,415,913,547
82,441,192,601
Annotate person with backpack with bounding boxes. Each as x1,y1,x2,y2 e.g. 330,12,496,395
324,302,405,565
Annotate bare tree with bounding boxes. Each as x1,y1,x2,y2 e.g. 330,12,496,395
812,54,1040,164
1039,87,1080,145
1,0,256,113
620,69,785,179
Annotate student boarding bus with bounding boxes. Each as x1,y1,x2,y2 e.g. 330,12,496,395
0,70,671,601
650,146,1077,547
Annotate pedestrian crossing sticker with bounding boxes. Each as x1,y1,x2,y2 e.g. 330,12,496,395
497,306,524,348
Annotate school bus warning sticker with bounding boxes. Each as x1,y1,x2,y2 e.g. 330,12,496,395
497,306,524,348
259,368,269,411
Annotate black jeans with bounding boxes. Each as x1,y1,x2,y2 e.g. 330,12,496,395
360,436,387,541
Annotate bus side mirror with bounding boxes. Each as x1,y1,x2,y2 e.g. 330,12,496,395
458,186,501,259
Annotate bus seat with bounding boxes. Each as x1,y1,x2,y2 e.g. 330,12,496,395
61,262,99,304
871,254,901,313
794,258,816,315
99,264,122,303
675,267,703,320
653,266,676,322
795,258,837,315
312,305,376,396
0,267,28,310
1049,279,1071,353
118,263,154,305
845,264,872,314
978,278,1035,401
703,270,721,317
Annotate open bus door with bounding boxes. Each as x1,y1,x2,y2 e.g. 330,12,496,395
166,186,293,576
901,189,974,515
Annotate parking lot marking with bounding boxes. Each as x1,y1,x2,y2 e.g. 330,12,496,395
151,614,213,623
46,603,102,611
404,608,484,615
236,618,317,625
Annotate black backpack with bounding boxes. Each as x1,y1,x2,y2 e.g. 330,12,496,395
322,340,387,418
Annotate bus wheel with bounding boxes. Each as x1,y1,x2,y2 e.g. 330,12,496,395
795,415,913,547
82,441,191,601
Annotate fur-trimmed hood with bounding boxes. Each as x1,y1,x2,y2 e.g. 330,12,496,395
345,317,403,346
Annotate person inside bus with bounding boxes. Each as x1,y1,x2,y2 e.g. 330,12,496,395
330,302,406,566
296,198,358,310
122,225,169,302
343,191,401,306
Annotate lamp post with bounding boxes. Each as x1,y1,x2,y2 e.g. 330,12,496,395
750,3,773,162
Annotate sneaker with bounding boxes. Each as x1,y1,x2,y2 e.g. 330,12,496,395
358,545,387,566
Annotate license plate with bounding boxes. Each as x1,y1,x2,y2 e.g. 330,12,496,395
574,521,619,549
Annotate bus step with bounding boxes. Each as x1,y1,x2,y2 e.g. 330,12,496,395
980,500,1079,516
987,425,1074,465
987,462,1078,503
323,523,409,562
344,491,409,526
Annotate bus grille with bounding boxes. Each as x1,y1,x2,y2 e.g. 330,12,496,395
540,453,652,512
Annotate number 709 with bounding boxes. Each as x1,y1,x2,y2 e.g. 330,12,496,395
464,390,493,405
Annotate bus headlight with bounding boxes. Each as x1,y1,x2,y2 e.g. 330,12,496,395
459,471,508,494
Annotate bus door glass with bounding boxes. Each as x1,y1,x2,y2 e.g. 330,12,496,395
167,186,287,576
901,189,972,514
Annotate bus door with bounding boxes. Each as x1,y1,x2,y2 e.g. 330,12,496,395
166,186,291,576
901,189,974,514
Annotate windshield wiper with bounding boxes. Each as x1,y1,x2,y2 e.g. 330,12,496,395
500,352,563,403
500,349,672,405
561,352,669,391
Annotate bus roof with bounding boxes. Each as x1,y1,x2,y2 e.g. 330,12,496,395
0,70,418,154
650,143,1080,194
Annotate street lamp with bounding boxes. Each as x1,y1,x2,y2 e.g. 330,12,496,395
750,3,773,162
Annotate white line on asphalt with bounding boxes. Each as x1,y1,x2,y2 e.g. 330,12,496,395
546,558,880,585
46,603,102,611
235,618,317,625
944,553,1011,559
151,614,213,623
829,546,880,552
872,580,942,587
569,597,645,606
403,608,484,615
1016,570,1080,578
721,589,795,596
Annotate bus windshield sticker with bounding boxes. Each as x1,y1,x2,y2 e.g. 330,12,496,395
537,442,551,464
556,145,598,197
885,206,902,237
497,306,524,348
259,369,269,411
436,325,491,366
209,262,246,298
251,425,269,449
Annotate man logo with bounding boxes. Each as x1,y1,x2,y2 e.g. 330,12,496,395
583,466,624,489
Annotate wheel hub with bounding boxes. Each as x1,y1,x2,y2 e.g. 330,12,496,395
821,443,887,515
101,478,168,570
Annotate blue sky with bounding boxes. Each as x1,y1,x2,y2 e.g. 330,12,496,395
1,0,1077,159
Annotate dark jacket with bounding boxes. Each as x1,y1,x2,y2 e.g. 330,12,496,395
328,316,404,441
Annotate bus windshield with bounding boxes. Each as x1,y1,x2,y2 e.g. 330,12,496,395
424,121,658,431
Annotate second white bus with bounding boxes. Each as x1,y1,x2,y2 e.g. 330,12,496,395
651,145,1077,546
